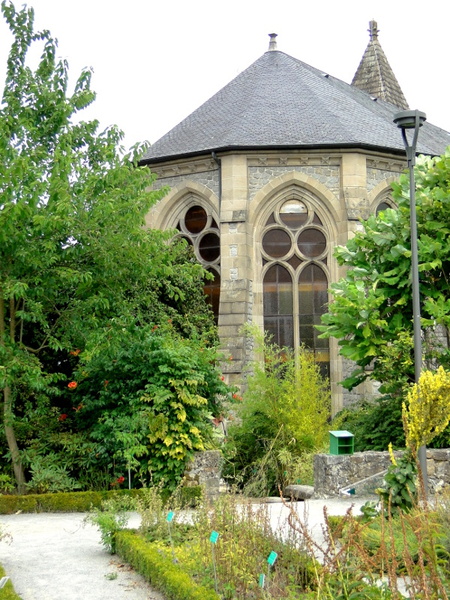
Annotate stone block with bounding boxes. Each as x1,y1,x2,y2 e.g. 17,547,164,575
283,484,315,500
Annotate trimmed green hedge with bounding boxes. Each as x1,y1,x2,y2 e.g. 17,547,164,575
0,486,202,514
116,530,219,600
0,565,20,600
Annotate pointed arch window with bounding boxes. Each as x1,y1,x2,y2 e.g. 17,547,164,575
176,204,220,322
262,199,329,375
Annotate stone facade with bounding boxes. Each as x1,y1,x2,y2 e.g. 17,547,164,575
146,149,403,413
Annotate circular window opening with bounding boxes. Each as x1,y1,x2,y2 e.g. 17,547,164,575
376,201,391,215
178,235,193,247
280,200,308,228
185,205,207,234
199,232,220,262
263,229,292,258
297,228,327,258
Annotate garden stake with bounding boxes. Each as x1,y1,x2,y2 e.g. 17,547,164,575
166,511,177,563
266,551,278,590
209,531,220,594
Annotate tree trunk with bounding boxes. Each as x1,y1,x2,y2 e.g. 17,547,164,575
1,294,27,493
3,385,27,494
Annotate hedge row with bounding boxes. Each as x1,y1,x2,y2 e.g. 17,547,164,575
116,530,219,600
0,486,202,514
0,565,20,600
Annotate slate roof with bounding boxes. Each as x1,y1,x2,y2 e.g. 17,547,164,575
141,44,450,165
352,21,409,110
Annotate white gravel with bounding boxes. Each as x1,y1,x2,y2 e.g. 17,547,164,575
0,512,165,600
0,497,372,599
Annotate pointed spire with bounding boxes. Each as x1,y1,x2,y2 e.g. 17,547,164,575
268,33,278,51
369,19,379,41
352,20,409,110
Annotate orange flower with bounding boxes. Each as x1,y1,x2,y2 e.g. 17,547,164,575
68,381,78,390
58,414,68,421
69,349,81,356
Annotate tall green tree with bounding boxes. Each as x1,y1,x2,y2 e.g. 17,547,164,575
319,148,450,395
0,2,213,491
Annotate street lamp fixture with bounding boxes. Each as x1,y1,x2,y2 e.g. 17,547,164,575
393,108,427,495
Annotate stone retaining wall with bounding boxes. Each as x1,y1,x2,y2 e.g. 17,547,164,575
314,449,450,497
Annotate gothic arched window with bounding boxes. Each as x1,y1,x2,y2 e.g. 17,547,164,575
176,204,220,322
262,199,329,375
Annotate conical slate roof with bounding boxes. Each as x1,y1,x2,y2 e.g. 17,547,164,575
352,20,409,110
141,41,449,164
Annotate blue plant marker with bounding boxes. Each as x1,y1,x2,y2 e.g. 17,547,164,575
209,531,220,593
258,573,265,588
267,551,278,566
210,531,219,544
166,511,177,562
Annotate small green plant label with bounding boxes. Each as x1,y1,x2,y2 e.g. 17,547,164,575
166,511,174,522
258,573,265,588
210,531,219,544
267,551,278,566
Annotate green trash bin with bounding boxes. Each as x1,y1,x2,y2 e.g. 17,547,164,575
329,430,354,455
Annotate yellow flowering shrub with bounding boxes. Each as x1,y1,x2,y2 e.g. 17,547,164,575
403,366,450,452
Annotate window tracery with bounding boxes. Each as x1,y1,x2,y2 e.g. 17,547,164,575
176,204,220,321
262,199,329,375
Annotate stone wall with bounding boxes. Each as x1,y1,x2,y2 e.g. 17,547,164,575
314,449,450,497
183,450,223,496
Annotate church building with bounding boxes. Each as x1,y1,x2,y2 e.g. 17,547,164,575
140,22,450,413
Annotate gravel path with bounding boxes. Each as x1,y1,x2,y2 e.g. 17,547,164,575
0,497,371,599
0,512,165,600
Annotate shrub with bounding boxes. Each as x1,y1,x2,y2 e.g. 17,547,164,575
332,394,450,452
85,495,136,554
116,531,219,600
0,487,202,514
224,331,330,495
73,324,232,490
189,492,316,599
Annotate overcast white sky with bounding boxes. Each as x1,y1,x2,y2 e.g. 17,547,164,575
1,0,449,150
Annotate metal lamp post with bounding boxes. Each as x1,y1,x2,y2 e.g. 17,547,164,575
393,109,428,495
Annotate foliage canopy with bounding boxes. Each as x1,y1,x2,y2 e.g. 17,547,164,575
0,1,221,491
319,148,450,395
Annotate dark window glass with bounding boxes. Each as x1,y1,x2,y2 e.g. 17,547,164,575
263,265,293,347
280,200,308,229
199,232,220,262
312,213,323,225
297,228,327,258
262,229,292,258
376,202,390,215
204,269,220,322
298,264,329,373
185,206,207,233
179,235,193,246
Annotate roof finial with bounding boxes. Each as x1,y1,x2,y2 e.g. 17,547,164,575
268,33,278,51
368,20,379,41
